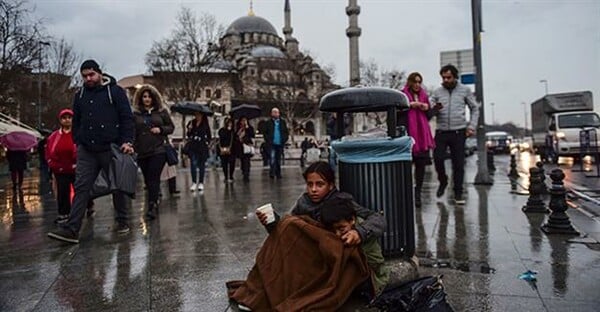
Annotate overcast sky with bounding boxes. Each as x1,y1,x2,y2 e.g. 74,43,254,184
33,0,599,127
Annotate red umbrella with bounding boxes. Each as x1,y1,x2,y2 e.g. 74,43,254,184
0,131,38,151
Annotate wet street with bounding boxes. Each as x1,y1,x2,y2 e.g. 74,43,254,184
1,156,599,311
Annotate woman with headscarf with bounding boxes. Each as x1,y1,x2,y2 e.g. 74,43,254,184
132,84,174,219
399,72,436,208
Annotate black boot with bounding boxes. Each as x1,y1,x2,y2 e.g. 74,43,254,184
415,188,422,208
146,202,158,220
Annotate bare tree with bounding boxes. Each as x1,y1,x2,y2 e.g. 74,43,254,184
0,0,46,118
146,7,225,134
358,59,406,128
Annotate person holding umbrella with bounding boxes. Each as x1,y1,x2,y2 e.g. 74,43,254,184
132,84,174,219
0,131,38,192
186,111,212,191
236,117,255,182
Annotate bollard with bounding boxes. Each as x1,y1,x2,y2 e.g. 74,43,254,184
536,161,549,195
508,154,519,178
541,169,580,235
487,150,496,173
522,167,548,213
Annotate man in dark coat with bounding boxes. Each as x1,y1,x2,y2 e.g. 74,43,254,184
48,59,135,244
263,107,289,179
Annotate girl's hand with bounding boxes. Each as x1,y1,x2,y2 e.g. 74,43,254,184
419,103,429,111
256,210,268,226
341,229,362,246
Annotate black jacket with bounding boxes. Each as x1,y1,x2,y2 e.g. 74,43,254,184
263,118,289,147
72,74,134,152
133,108,174,159
186,119,212,159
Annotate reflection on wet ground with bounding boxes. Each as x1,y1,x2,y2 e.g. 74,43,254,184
1,157,599,311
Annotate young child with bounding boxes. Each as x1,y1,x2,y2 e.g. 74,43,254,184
257,161,386,247
320,197,391,297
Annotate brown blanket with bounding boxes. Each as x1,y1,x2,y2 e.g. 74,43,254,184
228,215,371,311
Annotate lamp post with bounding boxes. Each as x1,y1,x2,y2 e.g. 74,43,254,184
490,102,495,124
37,40,51,129
539,79,548,95
522,102,528,136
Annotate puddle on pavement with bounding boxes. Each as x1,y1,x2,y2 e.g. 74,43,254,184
421,259,496,274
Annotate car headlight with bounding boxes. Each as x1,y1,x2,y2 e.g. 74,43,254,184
556,132,566,139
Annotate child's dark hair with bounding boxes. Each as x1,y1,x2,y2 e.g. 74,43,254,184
303,161,335,184
320,198,356,228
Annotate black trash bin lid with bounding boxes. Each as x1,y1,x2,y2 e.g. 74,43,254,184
319,87,409,113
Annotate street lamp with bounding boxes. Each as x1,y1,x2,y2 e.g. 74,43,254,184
490,102,495,124
522,102,528,136
37,40,51,129
539,79,548,95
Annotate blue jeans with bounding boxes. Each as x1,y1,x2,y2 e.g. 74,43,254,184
269,145,283,178
190,153,206,184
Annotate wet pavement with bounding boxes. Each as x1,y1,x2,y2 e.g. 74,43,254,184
1,157,599,311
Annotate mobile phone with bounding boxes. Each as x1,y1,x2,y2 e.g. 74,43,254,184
435,102,443,109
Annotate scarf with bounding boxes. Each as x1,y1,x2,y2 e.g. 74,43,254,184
401,85,435,155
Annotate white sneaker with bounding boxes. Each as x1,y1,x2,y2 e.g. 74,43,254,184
238,304,252,311
190,183,197,191
198,183,204,191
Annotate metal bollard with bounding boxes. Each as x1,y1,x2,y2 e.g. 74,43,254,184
536,161,549,195
541,169,580,235
508,154,519,178
522,167,549,213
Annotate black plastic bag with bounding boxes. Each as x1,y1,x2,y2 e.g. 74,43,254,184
89,167,117,199
111,144,138,198
369,275,454,312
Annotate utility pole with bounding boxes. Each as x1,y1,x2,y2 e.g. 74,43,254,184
522,102,528,136
472,0,493,185
490,102,495,124
37,40,51,129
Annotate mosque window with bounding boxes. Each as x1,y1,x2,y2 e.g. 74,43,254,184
215,89,222,98
205,89,212,98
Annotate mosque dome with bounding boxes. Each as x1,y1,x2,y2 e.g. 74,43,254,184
250,45,286,58
225,15,278,36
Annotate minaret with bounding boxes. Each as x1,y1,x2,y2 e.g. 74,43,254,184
283,0,299,58
346,0,361,87
248,0,255,16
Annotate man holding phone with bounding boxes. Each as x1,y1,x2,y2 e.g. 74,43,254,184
431,64,480,205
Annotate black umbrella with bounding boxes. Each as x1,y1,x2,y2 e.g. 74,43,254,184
229,104,262,119
171,102,214,116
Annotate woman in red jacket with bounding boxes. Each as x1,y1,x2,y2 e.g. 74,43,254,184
46,109,77,224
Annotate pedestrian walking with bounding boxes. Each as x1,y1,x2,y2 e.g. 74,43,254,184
45,109,77,224
399,72,436,208
300,137,309,167
47,59,135,244
218,117,237,183
263,107,289,179
236,117,255,182
431,64,480,205
6,149,27,192
132,84,174,219
186,111,211,191
259,142,269,167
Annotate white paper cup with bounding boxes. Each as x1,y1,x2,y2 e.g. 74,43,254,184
256,203,275,224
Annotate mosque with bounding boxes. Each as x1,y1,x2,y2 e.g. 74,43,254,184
119,0,339,139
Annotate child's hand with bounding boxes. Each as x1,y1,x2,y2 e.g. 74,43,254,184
341,230,362,246
256,211,268,226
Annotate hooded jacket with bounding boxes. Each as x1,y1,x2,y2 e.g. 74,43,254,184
45,129,76,174
132,84,175,159
72,74,135,152
430,82,480,131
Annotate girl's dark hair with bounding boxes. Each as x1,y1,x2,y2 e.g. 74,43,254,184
137,89,159,111
303,161,335,184
320,198,356,228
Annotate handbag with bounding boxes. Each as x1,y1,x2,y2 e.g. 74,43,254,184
243,144,255,155
182,141,192,156
165,143,179,166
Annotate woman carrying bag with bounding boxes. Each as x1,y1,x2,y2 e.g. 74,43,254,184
218,117,237,183
236,117,255,182
132,84,175,219
186,111,212,192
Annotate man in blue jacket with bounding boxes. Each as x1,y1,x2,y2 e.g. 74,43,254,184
48,60,135,244
431,64,480,205
263,107,289,179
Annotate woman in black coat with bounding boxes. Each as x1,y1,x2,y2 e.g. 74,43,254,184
132,84,174,219
6,149,27,191
218,117,237,183
236,117,255,182
186,112,212,191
